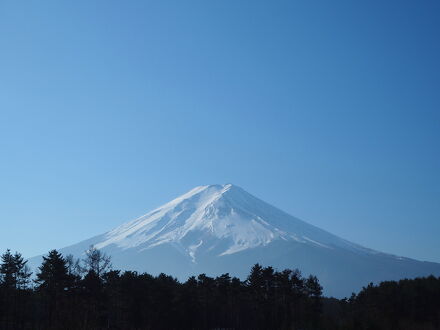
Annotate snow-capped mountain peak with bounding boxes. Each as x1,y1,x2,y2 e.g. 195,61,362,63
93,184,371,261
28,183,440,298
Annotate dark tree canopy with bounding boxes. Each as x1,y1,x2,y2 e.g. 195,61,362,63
0,249,31,290
0,248,439,330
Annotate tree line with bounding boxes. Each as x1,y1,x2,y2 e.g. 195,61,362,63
0,248,439,329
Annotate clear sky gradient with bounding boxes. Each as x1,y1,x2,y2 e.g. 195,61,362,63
1,1,439,262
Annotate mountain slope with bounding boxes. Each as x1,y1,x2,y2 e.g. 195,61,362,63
29,184,440,297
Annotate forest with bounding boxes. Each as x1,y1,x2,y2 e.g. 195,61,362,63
0,248,439,330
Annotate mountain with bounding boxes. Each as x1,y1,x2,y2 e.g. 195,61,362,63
28,184,440,297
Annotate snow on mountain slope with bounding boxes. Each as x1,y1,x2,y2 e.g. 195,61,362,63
93,184,377,261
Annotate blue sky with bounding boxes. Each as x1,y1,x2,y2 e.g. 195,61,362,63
0,0,439,262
